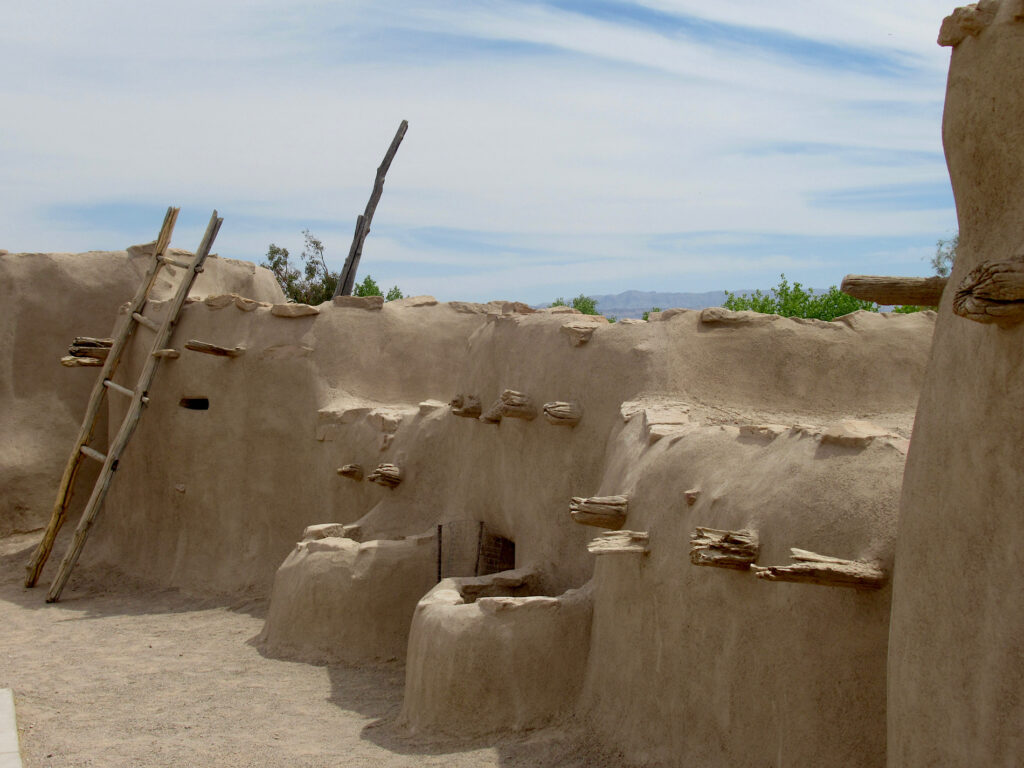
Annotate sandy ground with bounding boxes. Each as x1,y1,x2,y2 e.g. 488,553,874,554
0,533,624,768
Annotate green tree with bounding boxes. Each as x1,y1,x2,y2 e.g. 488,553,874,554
723,275,878,321
263,232,403,304
354,274,382,297
551,294,599,315
353,274,403,301
262,229,339,305
932,233,958,277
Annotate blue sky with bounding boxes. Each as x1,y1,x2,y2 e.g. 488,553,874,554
1,1,957,303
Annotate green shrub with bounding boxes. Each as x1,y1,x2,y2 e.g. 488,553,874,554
263,230,402,304
642,306,662,321
551,294,599,315
723,275,878,321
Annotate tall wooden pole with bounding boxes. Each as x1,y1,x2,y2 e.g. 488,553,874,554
335,119,409,297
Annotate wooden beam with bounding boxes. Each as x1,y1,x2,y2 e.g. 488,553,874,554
335,120,409,297
690,527,759,569
60,356,103,367
571,495,629,529
588,530,649,555
840,274,947,306
543,401,583,427
367,463,402,488
751,548,886,590
184,339,245,358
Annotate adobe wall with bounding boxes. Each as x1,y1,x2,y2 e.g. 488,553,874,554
0,246,284,536
888,3,1024,764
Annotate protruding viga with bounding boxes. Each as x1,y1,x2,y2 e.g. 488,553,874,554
367,463,402,488
952,256,1024,324
449,394,482,418
336,464,363,481
481,389,538,423
497,390,537,420
587,530,649,555
689,528,759,569
570,495,628,529
543,401,582,426
751,549,884,589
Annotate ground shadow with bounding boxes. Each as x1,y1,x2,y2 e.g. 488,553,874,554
0,530,268,620
320,663,633,768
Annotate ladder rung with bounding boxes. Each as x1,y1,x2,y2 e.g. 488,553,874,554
131,312,161,332
160,255,203,272
79,445,107,463
102,379,150,404
103,379,134,397
152,348,180,359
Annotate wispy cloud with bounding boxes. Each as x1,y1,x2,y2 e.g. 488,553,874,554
0,1,957,303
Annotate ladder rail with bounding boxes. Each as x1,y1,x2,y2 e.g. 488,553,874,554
24,206,180,588
45,210,223,602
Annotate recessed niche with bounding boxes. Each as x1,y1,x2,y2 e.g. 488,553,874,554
179,397,210,411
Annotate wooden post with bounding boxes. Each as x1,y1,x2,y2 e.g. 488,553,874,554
840,275,947,306
25,206,180,588
334,120,409,297
44,211,223,602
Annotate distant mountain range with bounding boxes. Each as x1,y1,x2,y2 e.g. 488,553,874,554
588,289,745,319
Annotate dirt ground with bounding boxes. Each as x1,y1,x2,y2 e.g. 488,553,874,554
0,533,624,768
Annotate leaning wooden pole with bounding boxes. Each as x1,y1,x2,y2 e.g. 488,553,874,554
45,211,223,603
25,206,180,588
840,274,948,307
335,119,409,297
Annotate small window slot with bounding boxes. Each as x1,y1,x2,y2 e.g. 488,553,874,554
178,397,210,411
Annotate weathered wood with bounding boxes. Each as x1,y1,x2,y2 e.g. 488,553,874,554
497,390,537,420
684,489,701,505
543,401,582,427
450,394,482,418
952,258,1024,325
160,254,202,271
102,379,145,403
45,210,222,602
79,445,107,463
26,206,180,589
69,344,110,360
335,120,409,297
336,464,364,480
751,548,886,590
587,530,649,555
61,355,103,367
571,495,629,529
451,395,481,417
690,527,759,569
69,337,113,360
184,339,245,358
151,349,180,359
367,463,402,488
71,337,113,348
481,390,538,423
131,312,161,332
840,274,946,306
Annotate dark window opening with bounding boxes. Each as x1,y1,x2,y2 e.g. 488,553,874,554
436,521,516,582
476,526,515,576
179,397,210,410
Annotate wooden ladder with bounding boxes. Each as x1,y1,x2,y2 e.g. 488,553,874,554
24,207,224,602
